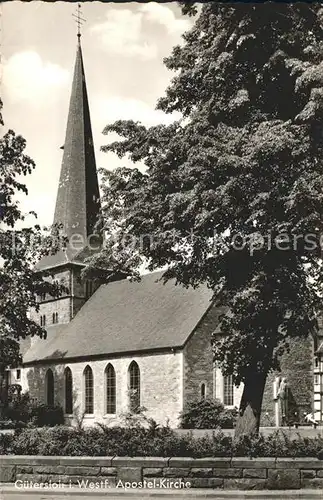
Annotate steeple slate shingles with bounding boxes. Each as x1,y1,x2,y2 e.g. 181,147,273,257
38,41,101,270
54,40,100,244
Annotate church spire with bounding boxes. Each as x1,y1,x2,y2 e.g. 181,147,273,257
53,38,101,252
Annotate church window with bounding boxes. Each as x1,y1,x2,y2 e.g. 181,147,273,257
16,369,21,381
64,367,73,414
128,361,140,412
200,383,206,400
85,280,93,298
40,315,46,326
84,365,94,414
45,369,54,406
52,312,58,324
105,364,116,414
223,375,234,406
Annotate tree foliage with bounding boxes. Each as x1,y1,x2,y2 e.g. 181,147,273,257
87,3,323,434
0,99,64,381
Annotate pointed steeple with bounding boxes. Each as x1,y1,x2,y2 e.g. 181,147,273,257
53,38,100,246
37,38,101,270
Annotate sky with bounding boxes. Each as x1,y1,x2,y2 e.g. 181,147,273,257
1,2,193,227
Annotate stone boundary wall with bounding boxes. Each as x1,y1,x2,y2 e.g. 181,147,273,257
1,456,323,490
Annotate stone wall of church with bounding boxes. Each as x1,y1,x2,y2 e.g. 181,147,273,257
183,304,224,406
30,296,72,326
28,267,91,331
29,269,72,327
71,268,86,317
183,304,245,410
22,350,183,428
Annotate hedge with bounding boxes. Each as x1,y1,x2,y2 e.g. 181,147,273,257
1,425,323,458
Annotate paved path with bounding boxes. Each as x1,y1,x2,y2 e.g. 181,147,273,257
0,486,322,500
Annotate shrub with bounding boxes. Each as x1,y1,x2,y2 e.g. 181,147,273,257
179,399,238,429
1,426,323,458
5,390,62,427
31,404,64,427
0,432,14,454
5,391,33,423
0,419,27,430
218,408,239,429
3,389,64,428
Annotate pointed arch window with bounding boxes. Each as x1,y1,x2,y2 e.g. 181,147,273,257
45,368,54,406
64,367,73,414
84,365,94,414
128,361,140,412
223,375,234,406
200,383,206,400
105,364,116,414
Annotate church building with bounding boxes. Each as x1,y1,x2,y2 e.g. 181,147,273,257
13,35,322,428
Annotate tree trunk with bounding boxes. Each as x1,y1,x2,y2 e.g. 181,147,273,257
234,370,267,439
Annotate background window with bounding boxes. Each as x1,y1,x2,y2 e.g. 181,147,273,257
84,365,94,414
128,361,140,412
223,375,234,406
85,281,93,298
65,367,73,414
105,364,116,414
16,369,21,381
200,383,206,400
45,369,54,406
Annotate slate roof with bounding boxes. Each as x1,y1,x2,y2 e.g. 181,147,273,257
35,245,99,272
23,272,214,364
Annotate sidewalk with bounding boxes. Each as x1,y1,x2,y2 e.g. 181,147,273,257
0,484,322,499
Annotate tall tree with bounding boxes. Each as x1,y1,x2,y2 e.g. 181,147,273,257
0,99,63,415
86,3,323,436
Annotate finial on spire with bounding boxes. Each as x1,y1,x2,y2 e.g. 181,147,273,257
72,3,86,40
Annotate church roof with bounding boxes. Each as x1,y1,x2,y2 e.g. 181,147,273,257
23,271,214,364
37,40,101,270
